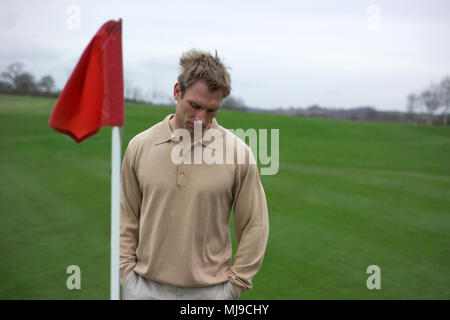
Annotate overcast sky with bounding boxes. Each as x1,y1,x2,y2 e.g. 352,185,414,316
1,0,449,111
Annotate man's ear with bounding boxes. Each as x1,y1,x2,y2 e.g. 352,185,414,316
174,83,181,101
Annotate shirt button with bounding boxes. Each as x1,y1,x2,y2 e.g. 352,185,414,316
177,172,185,186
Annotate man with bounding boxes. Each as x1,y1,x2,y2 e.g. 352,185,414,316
120,49,269,300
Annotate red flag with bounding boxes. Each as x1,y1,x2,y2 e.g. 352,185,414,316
49,19,124,143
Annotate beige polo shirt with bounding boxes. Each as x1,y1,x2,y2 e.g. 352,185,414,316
120,113,269,297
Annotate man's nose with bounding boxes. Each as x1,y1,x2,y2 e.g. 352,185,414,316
194,109,207,126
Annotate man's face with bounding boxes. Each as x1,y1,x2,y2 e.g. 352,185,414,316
173,80,223,136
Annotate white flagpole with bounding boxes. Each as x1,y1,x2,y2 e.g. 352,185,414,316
111,126,121,300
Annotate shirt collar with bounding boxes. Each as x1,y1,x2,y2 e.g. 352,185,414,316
154,114,219,151
154,114,175,145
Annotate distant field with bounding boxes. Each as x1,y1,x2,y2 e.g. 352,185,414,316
0,93,449,299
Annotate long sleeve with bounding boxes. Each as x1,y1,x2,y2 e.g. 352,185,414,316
119,142,142,285
227,154,270,296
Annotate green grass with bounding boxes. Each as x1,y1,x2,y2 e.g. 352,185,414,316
0,93,449,299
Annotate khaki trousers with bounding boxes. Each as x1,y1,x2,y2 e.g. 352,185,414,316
122,271,238,300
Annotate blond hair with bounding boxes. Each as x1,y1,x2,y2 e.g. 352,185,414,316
178,49,231,98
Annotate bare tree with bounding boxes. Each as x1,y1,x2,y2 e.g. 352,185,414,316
1,62,25,89
421,85,441,125
38,75,55,93
15,72,37,93
439,76,450,125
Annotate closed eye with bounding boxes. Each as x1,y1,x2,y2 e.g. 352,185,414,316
190,102,201,110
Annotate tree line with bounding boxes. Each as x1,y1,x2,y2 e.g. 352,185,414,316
0,62,57,97
1,62,447,125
